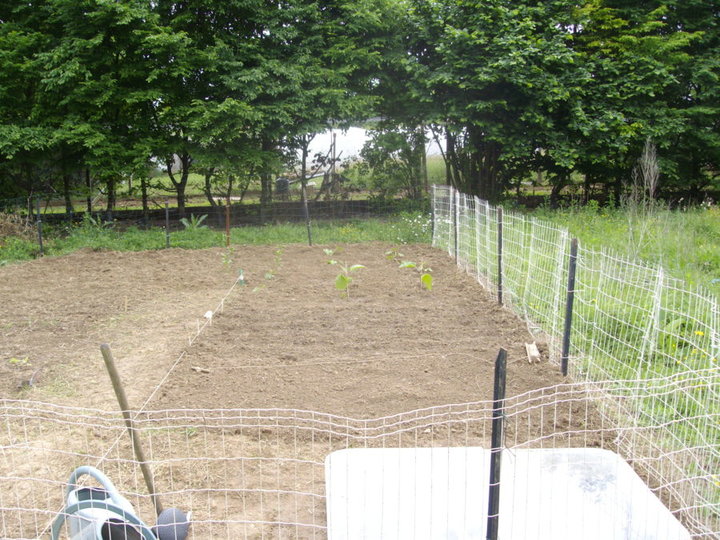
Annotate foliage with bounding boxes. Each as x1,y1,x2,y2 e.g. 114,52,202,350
0,0,392,212
0,211,433,265
179,214,208,231
1,0,716,205
358,127,427,199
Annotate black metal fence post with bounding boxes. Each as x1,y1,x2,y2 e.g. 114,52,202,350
164,201,170,249
561,238,579,376
497,207,503,305
487,348,507,540
35,197,44,257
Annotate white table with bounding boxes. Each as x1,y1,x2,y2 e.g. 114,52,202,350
325,447,691,539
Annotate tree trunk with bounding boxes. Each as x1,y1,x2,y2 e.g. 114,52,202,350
62,171,74,218
105,177,116,221
167,153,192,218
259,138,274,224
300,136,312,246
446,130,456,187
202,168,219,209
468,129,502,202
86,168,92,214
420,134,428,194
583,174,592,204
549,173,569,209
140,176,149,227
411,126,425,199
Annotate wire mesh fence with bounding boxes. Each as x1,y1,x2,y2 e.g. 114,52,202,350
432,184,720,537
2,377,705,539
0,191,429,229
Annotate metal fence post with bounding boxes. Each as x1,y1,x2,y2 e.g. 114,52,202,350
561,238,579,376
36,197,44,257
453,188,459,262
165,201,170,249
497,207,503,305
487,348,507,540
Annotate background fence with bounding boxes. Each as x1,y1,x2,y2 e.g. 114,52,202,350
432,184,720,537
0,191,428,229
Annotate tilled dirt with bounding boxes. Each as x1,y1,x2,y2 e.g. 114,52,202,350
0,242,570,418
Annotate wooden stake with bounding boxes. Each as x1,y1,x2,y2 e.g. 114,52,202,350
100,344,163,516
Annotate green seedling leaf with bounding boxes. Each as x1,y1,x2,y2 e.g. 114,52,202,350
399,261,417,269
336,274,352,290
8,357,30,366
421,273,433,291
323,248,334,256
264,272,274,280
348,264,366,272
328,259,338,265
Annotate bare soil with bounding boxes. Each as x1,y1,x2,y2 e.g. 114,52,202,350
1,243,567,414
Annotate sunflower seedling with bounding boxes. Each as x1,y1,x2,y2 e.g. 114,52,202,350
329,260,365,298
399,260,433,291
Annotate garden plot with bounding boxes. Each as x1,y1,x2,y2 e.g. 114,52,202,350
149,243,570,414
0,243,609,538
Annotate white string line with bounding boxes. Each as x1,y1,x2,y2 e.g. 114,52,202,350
138,271,246,411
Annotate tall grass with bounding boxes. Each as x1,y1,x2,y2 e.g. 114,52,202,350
532,202,720,297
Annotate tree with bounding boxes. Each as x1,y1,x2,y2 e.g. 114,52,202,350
570,1,705,201
0,1,56,208
407,0,583,201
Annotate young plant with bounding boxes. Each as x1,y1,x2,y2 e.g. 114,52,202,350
221,247,235,268
180,213,208,230
399,260,433,291
329,260,365,297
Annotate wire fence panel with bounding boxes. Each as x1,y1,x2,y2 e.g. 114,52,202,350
1,384,701,540
431,185,720,537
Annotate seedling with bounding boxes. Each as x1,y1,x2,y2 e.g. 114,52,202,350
420,273,433,291
263,248,284,280
399,260,434,291
8,356,30,366
329,260,365,298
221,247,235,268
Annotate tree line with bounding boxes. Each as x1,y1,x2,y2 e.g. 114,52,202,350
1,0,718,215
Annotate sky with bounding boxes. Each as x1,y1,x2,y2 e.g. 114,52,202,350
305,127,444,162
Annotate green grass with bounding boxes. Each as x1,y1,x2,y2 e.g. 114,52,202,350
0,212,432,265
531,202,720,297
